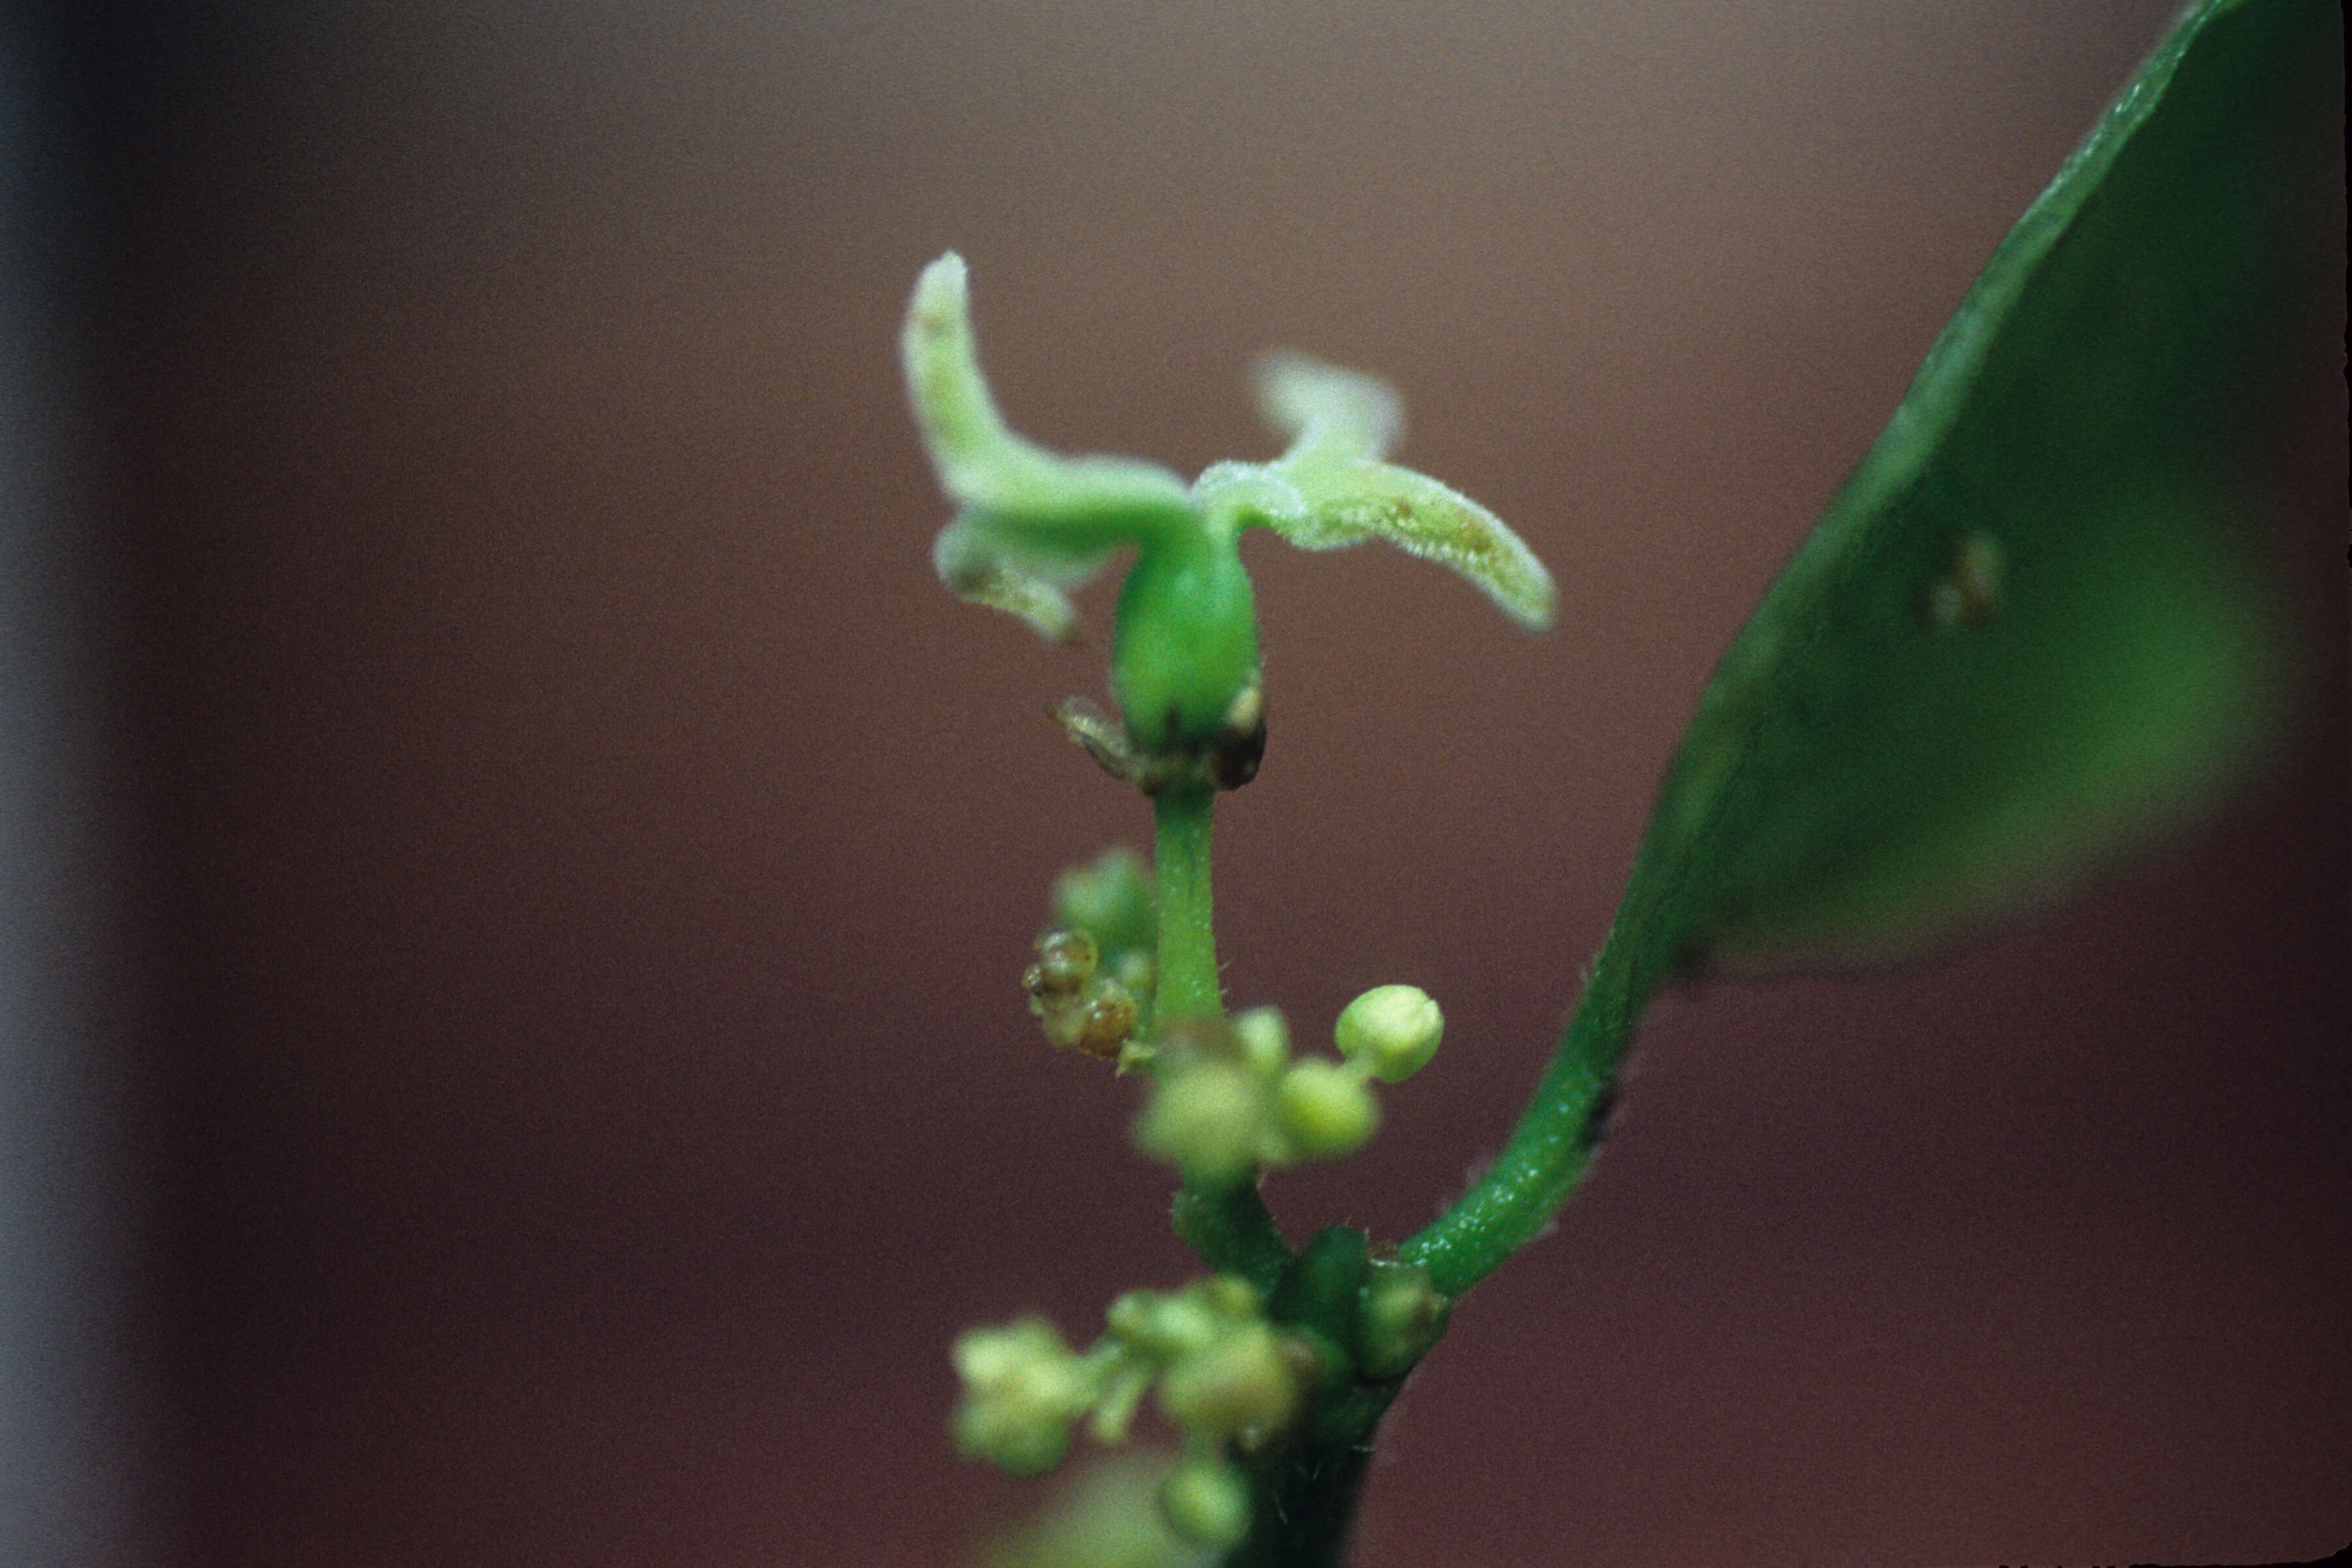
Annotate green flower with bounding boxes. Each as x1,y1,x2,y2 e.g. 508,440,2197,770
903,253,1554,779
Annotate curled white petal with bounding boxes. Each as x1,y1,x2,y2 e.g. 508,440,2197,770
1254,352,1403,464
904,256,1554,638
1286,463,1555,630
903,253,1192,527
1237,351,1556,630
932,513,1108,642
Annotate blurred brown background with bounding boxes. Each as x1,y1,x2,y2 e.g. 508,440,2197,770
44,0,2349,1561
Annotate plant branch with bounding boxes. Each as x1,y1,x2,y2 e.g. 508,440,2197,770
1398,845,1682,1298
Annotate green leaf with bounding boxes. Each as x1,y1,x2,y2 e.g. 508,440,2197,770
1659,0,2332,972
1403,0,2334,1295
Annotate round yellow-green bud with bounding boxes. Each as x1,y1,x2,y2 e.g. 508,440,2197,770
1134,1061,1267,1188
1158,1456,1251,1550
1271,1058,1380,1159
951,1318,1094,1477
1102,1289,1161,1350
1230,1006,1290,1078
1158,1322,1298,1437
1333,984,1444,1083
1357,1259,1451,1379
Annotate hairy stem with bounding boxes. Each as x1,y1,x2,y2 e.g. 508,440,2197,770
1170,1184,1292,1298
1398,842,1680,1297
1225,1420,1384,1568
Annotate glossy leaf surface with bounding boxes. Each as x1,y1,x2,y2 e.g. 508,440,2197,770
1405,0,2335,1294
1658,0,2331,972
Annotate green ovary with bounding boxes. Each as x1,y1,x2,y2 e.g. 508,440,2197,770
1112,534,1260,753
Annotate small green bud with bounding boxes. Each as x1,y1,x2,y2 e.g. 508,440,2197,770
1102,1290,1157,1347
1051,846,1156,963
951,1407,1077,1480
1105,1288,1222,1361
952,1318,1096,1477
1230,1006,1290,1078
1158,1456,1251,1550
1271,1058,1380,1159
1333,984,1444,1083
1134,1060,1267,1188
1357,1260,1451,1380
1158,1323,1298,1437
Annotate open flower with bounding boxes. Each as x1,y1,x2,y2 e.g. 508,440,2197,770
903,253,1554,780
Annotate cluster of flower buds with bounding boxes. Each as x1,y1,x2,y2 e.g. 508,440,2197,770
1024,928,1141,1062
953,1275,1316,1550
1132,985,1444,1187
1020,846,1158,1064
1050,846,1156,985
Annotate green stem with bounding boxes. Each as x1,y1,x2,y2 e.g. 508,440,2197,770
1149,785,1224,1022
1223,1228,1395,1568
1170,1185,1292,1298
1224,1412,1388,1568
1151,784,1296,1294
